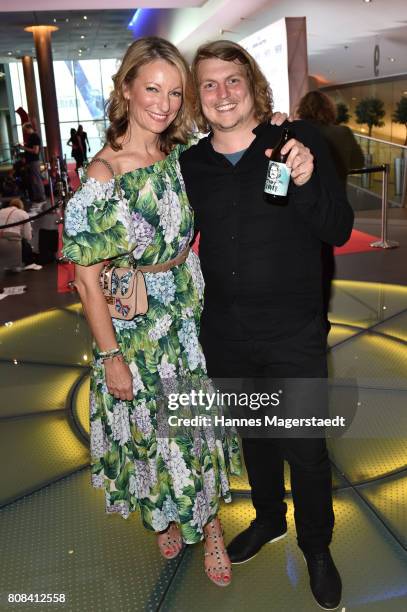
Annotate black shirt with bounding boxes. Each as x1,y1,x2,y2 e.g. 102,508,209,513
180,120,354,341
25,132,41,162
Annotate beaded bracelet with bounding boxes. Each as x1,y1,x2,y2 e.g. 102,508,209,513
96,347,122,361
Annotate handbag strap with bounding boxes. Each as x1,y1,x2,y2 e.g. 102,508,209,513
88,157,120,196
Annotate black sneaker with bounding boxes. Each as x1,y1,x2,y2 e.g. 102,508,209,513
303,549,342,610
227,519,287,564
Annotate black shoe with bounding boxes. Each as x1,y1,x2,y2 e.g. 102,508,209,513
303,549,342,610
227,519,287,564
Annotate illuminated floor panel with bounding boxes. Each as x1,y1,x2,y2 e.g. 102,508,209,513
328,438,407,483
356,473,407,548
0,363,84,417
330,280,407,328
374,310,407,343
0,413,88,506
0,308,92,366
0,469,183,612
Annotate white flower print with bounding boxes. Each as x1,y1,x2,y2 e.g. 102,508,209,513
157,354,177,381
130,401,153,437
158,176,182,244
129,362,145,395
162,495,179,522
178,318,206,371
167,443,191,497
90,419,109,458
190,491,210,533
148,314,173,341
134,459,153,499
186,251,205,299
151,507,169,531
91,473,104,488
109,401,131,446
145,271,176,305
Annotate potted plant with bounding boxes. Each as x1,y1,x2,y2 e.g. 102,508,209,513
355,97,385,187
336,102,350,125
392,97,407,198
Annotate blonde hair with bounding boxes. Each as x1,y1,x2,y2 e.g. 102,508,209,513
10,198,24,210
191,40,273,133
106,37,194,153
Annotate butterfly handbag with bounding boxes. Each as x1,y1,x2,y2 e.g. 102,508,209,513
100,265,148,320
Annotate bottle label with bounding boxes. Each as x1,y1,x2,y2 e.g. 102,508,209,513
264,161,291,196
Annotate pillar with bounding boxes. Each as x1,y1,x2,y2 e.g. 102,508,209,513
25,25,62,163
286,17,309,115
21,55,41,134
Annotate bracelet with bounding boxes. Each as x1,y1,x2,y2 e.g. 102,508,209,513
96,347,122,361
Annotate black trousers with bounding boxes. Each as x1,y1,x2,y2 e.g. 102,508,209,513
200,313,335,554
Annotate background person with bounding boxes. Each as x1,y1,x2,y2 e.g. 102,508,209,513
0,198,40,275
21,123,46,204
296,90,364,326
77,124,90,162
67,128,84,173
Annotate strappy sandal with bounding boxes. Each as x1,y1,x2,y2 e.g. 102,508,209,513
203,517,232,587
157,522,183,559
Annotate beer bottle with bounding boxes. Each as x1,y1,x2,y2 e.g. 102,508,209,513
263,127,293,205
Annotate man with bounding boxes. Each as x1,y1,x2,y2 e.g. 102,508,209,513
180,41,353,610
22,122,46,203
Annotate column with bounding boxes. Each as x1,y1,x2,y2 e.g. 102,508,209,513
0,112,10,163
25,25,62,163
286,17,309,115
21,55,41,134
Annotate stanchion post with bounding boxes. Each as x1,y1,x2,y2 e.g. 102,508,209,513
370,163,399,249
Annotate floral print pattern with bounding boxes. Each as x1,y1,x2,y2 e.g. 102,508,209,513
62,144,241,543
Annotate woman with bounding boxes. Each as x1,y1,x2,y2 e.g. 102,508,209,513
77,125,90,162
67,128,84,172
62,37,241,587
0,197,32,274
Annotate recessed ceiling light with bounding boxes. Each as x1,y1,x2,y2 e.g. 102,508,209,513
388,57,396,62
351,97,357,100
80,35,85,39
363,0,372,3
53,18,57,23
83,15,87,20
66,18,69,23
7,52,12,56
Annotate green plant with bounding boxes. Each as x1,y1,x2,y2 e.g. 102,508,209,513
355,97,385,153
336,102,350,124
392,97,407,146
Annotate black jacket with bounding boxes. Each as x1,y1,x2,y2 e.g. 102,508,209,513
180,120,354,340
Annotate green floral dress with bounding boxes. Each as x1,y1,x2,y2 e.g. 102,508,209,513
62,144,241,543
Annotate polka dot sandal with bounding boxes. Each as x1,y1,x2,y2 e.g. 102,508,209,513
203,518,232,587
157,522,183,560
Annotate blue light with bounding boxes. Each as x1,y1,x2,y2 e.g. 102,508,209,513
128,9,141,29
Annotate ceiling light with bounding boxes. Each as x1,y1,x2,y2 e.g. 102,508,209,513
388,57,395,62
53,18,57,23
403,91,407,95
80,35,85,39
66,18,69,23
351,97,357,100
363,0,372,3
7,52,12,56
83,15,87,20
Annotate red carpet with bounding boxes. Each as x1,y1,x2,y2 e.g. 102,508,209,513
334,229,380,256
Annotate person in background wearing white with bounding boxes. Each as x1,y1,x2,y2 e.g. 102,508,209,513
0,198,42,275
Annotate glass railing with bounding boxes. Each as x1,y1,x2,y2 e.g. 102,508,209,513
349,134,407,207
